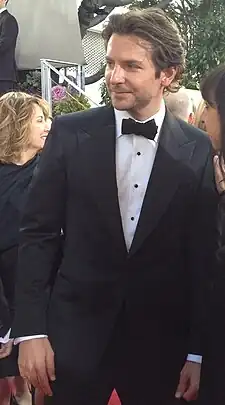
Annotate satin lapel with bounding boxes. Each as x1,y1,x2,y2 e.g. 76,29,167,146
129,112,197,257
78,107,127,257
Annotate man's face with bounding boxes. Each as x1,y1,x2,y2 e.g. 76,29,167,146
105,34,175,118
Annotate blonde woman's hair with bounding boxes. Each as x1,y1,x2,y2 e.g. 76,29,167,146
0,92,50,164
193,99,206,131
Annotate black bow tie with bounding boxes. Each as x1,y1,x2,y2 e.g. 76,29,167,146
122,118,158,140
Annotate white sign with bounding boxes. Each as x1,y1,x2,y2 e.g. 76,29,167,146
8,0,85,69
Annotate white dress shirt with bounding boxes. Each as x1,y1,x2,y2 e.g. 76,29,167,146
14,103,202,363
0,7,7,14
115,106,163,250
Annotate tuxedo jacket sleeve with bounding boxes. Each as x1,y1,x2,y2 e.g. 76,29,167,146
12,117,66,337
0,12,18,54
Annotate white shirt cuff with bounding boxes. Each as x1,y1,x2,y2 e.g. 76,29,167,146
0,329,12,344
187,354,202,364
14,335,47,345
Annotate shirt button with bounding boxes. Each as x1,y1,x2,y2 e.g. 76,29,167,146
134,184,138,188
137,152,141,156
131,217,134,221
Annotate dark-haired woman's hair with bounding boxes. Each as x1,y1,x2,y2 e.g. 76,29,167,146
200,64,225,163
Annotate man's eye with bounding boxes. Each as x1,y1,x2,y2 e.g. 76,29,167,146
127,63,139,69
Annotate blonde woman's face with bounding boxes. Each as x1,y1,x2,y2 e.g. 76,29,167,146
202,102,221,151
29,104,51,151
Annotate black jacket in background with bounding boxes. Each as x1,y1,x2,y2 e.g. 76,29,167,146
0,10,18,82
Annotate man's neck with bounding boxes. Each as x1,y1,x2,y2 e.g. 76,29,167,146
128,98,163,122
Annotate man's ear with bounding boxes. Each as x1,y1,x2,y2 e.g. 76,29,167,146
161,67,177,88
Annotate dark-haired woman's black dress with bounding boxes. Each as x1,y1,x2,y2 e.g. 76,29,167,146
199,194,225,405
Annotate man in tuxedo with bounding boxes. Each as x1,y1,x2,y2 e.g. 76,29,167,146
0,0,18,96
12,8,218,405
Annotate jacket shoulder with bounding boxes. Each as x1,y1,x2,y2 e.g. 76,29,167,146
2,11,17,21
54,106,114,134
178,119,210,146
1,11,18,28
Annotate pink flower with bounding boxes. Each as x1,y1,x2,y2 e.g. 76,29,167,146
52,85,67,102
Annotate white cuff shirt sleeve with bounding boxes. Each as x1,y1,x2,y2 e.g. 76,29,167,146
14,335,47,345
187,354,202,364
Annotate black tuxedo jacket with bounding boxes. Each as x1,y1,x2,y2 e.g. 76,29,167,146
0,10,18,82
12,107,218,378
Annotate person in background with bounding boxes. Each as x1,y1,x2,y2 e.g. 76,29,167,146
164,87,194,122
0,92,51,405
0,0,18,96
197,64,225,404
193,99,206,131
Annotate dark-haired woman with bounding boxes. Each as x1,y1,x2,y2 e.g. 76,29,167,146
198,64,225,405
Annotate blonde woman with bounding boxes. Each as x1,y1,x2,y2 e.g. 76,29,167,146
0,92,51,404
193,99,206,131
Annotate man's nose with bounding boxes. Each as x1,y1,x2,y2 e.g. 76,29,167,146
110,66,125,85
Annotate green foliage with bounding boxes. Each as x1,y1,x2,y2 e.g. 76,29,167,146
52,94,91,116
184,0,225,88
164,0,225,89
129,0,161,9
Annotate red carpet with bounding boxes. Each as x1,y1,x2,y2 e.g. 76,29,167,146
108,390,121,405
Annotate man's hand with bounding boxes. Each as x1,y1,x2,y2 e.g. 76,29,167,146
175,361,201,402
18,338,55,397
0,340,13,359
